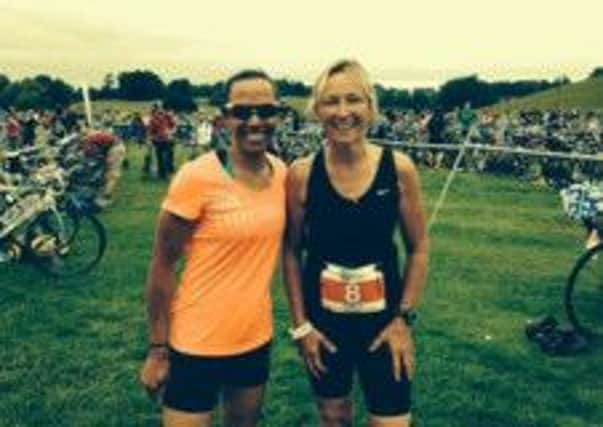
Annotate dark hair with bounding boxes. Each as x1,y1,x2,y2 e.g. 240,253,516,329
224,69,278,101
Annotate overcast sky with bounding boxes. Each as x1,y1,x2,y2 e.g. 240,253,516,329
1,0,601,89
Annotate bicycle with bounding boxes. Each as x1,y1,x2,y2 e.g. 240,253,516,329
0,138,107,277
565,228,603,338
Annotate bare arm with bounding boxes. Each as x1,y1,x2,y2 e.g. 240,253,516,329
146,210,195,345
369,151,429,381
394,152,430,309
140,210,194,393
282,158,311,328
283,157,336,377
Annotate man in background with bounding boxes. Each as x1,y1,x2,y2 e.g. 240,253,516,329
147,104,177,180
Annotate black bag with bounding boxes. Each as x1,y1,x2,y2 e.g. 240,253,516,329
525,315,589,356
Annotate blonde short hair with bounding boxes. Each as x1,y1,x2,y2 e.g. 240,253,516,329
307,59,379,125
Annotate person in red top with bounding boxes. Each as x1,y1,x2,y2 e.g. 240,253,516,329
147,104,177,180
6,109,22,150
84,129,126,207
84,130,118,156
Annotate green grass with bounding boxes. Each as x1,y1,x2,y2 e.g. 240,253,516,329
282,97,309,116
1,147,602,427
493,77,603,113
70,99,159,115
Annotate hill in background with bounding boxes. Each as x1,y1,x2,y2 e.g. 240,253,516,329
494,76,603,112
70,77,603,117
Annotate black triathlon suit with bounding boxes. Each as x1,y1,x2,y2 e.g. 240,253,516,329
302,145,411,416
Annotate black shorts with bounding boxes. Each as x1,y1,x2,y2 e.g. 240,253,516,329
309,328,411,416
163,341,271,413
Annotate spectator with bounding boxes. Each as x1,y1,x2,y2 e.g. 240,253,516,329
21,110,37,147
147,104,177,180
6,109,22,150
84,129,126,208
130,113,147,146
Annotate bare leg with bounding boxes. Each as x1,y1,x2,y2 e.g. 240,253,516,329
222,384,266,427
586,229,601,250
368,414,411,427
162,406,213,427
317,397,353,427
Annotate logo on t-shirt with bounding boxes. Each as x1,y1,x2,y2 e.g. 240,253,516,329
214,194,243,211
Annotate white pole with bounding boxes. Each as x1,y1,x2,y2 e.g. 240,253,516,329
81,84,93,128
428,124,477,229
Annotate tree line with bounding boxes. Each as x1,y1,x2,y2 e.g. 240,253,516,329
1,68,601,113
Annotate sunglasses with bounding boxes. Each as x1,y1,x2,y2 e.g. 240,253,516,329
224,104,282,121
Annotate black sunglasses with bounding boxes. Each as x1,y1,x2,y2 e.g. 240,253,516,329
224,104,282,121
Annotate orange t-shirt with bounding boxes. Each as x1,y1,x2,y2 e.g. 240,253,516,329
161,151,286,356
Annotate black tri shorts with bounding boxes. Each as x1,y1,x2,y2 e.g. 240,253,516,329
163,341,271,413
308,321,411,416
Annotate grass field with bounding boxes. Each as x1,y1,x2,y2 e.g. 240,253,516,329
0,146,602,427
493,77,603,113
70,99,159,115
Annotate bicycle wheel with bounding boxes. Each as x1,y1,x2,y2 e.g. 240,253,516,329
26,210,107,277
565,243,603,337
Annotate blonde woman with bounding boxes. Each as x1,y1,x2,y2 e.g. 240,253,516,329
284,60,429,427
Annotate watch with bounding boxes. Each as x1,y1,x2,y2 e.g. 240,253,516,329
397,305,417,327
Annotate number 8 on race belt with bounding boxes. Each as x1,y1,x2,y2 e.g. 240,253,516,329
319,263,386,313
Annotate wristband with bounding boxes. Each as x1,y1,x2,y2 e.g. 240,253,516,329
149,343,168,349
288,321,314,340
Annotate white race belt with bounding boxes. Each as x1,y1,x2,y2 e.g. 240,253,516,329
319,262,386,313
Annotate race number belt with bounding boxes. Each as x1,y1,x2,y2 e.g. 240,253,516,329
320,263,386,313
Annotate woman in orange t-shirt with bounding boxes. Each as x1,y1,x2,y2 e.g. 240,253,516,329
140,70,286,427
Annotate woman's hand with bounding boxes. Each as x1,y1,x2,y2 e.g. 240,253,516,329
369,317,415,381
140,347,170,399
299,329,337,378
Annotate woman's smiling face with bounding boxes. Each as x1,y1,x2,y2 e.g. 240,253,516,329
315,70,374,145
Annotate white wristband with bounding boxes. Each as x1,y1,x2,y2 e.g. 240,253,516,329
288,321,314,340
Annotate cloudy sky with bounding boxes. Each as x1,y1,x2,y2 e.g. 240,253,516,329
1,0,601,89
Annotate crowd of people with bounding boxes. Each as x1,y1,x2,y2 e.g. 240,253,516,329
1,107,81,148
299,105,603,187
2,97,603,211
367,106,603,187
0,107,125,208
